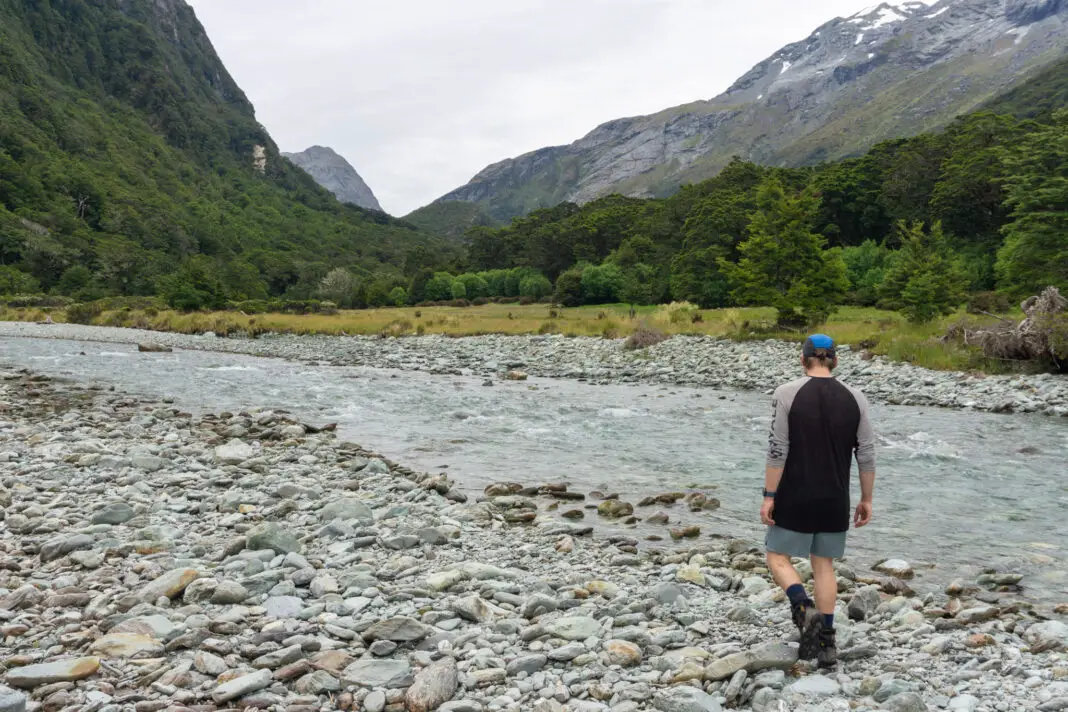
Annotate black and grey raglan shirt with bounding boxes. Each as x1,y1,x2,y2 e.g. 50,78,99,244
766,377,876,534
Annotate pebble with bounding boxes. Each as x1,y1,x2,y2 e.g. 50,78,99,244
0,363,1060,711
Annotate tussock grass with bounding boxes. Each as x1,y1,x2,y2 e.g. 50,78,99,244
0,302,1017,373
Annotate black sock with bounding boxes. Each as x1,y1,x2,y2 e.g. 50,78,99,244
786,583,809,607
822,613,834,630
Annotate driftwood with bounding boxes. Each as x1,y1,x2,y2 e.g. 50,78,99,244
945,286,1068,367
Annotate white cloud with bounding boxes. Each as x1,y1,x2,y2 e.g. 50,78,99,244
187,0,887,214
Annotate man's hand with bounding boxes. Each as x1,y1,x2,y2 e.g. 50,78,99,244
760,498,775,526
854,501,872,528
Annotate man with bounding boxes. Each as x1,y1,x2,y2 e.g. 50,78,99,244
760,334,876,667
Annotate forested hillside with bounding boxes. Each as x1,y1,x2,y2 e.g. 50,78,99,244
0,0,451,308
447,99,1066,324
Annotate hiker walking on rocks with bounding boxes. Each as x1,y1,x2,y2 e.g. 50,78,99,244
760,334,876,667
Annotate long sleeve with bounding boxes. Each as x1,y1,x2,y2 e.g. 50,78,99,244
854,390,876,473
766,386,791,469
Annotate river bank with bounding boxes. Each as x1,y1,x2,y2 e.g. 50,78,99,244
0,368,1066,711
1,322,1066,417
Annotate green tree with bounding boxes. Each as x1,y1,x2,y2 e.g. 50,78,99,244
840,240,891,306
995,110,1068,295
620,263,659,306
389,286,408,307
450,280,467,300
519,274,552,300
554,265,586,307
720,176,849,326
318,268,355,305
0,265,39,294
457,273,490,299
580,263,624,304
424,272,456,301
879,221,967,323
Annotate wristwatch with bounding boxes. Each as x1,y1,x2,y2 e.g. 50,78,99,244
763,489,776,499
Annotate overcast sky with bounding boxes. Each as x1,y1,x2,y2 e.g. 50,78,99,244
187,0,881,215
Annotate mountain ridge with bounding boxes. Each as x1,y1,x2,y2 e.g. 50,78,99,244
283,146,383,212
436,0,1068,222
0,0,447,304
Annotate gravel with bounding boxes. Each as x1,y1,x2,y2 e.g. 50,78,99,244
0,367,1063,710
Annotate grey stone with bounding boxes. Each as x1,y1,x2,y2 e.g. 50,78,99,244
91,502,135,525
545,615,601,641
215,439,254,465
39,534,93,563
212,668,273,703
364,616,432,643
405,658,458,712
5,658,100,689
342,659,413,688
319,497,374,524
785,673,841,696
0,685,25,712
703,642,798,680
247,523,302,554
264,596,304,619
653,686,722,712
881,692,929,712
364,690,387,712
506,654,547,676
848,585,883,621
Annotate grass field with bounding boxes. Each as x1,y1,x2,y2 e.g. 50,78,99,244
1,301,1017,373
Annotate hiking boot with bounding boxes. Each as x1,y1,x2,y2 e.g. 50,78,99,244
791,601,823,660
817,627,837,668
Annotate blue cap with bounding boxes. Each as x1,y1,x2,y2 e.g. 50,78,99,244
803,334,835,358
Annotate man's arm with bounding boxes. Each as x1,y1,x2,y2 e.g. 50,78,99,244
854,390,876,526
765,388,790,495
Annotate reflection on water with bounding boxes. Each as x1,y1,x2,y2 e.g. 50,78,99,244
4,336,1068,603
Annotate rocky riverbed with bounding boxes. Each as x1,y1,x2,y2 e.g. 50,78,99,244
1,322,1066,417
0,368,1066,712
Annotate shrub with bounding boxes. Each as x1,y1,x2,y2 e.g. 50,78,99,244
624,324,669,351
967,291,1012,315
555,266,586,307
2,294,72,308
661,301,700,325
538,320,558,335
520,274,553,300
518,296,535,305
448,299,469,308
471,297,489,306
0,266,40,295
581,263,624,304
319,301,339,315
66,302,105,325
457,273,490,300
601,320,621,339
389,286,409,307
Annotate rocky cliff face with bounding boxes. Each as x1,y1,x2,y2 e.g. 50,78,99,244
438,0,1068,222
283,146,383,212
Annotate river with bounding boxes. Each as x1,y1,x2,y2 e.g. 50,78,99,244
2,334,1066,605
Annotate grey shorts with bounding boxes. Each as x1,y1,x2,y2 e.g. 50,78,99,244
765,525,847,559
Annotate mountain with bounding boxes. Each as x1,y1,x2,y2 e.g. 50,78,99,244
402,201,501,242
283,146,383,212
437,0,1068,222
0,0,447,304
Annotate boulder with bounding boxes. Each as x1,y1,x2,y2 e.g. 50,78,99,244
5,658,100,689
137,343,172,353
405,658,458,712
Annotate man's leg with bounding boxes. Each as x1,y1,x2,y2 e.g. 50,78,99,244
766,551,802,591
809,555,836,622
765,526,822,659
810,533,847,668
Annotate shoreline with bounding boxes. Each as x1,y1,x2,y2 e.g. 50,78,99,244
0,368,1065,711
1,321,1067,418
